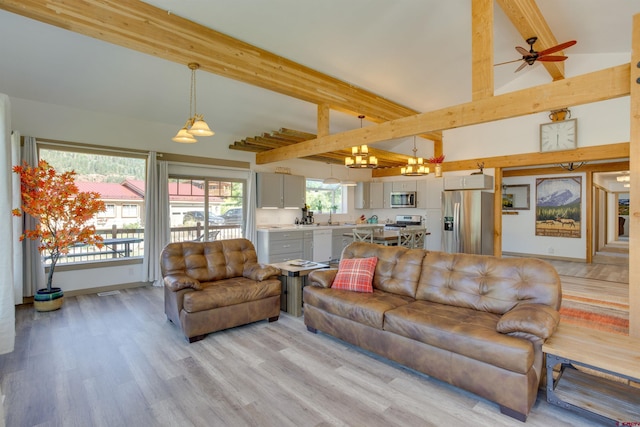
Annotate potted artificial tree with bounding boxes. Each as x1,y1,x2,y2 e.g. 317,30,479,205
12,160,105,311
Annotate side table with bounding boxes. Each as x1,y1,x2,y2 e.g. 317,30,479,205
269,260,328,317
543,323,640,424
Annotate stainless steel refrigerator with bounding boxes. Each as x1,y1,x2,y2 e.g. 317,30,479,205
442,191,494,255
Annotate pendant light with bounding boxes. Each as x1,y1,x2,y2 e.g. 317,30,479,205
323,163,340,185
172,63,214,143
345,115,378,168
401,137,429,176
341,168,357,186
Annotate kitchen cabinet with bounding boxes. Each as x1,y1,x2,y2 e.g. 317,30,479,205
443,174,493,190
392,180,417,192
256,230,304,263
332,228,353,261
355,182,383,209
383,182,393,209
256,172,305,208
303,230,313,260
416,177,443,209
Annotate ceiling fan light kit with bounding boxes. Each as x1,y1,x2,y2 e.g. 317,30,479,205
172,62,215,143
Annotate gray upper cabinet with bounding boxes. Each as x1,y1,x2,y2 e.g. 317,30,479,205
257,172,305,208
443,174,493,191
355,182,383,209
392,180,417,192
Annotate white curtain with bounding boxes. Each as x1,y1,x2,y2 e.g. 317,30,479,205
142,152,169,286
245,171,257,243
11,131,22,304
21,136,45,297
0,93,15,354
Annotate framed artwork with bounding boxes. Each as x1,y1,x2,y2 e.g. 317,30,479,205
502,184,530,210
535,177,581,238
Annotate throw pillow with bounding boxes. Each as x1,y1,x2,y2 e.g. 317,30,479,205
331,257,378,293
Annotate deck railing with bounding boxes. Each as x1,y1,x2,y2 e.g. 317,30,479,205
51,223,242,265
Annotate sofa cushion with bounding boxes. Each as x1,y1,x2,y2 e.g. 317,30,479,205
384,300,534,374
341,242,426,298
332,257,378,293
303,286,414,329
416,251,562,314
182,277,281,313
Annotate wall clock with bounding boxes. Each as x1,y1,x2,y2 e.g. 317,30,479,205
540,118,577,152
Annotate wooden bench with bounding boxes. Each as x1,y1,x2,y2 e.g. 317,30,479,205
543,323,640,424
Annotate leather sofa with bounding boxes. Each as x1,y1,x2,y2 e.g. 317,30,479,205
161,238,282,342
303,242,562,421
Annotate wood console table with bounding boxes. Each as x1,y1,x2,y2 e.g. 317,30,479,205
269,260,328,317
543,323,640,425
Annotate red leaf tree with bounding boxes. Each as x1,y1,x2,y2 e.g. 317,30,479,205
12,160,106,292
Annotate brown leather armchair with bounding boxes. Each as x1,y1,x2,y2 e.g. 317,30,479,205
161,238,281,342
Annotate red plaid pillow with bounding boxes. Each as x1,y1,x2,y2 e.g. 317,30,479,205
331,257,378,293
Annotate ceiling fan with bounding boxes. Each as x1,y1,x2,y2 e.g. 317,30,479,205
495,36,577,72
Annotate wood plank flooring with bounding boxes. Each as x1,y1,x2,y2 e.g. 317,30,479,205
0,285,613,427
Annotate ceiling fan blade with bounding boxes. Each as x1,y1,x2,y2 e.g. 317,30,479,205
538,40,577,56
515,46,530,56
514,61,529,72
537,55,568,62
494,58,524,66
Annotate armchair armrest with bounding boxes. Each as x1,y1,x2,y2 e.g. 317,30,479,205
307,269,338,288
163,274,202,292
243,263,280,281
497,303,560,340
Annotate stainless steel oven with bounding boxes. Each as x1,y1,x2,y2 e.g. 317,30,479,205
390,191,416,208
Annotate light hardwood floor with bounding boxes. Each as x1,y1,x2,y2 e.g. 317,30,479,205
0,282,617,427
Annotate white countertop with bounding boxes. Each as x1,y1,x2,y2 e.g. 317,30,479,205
257,223,380,232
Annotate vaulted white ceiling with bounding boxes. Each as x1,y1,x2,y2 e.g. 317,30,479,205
0,1,638,155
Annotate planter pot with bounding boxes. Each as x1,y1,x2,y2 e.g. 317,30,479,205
434,163,443,178
33,287,64,312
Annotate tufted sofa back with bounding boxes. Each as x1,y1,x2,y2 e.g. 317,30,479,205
416,251,562,314
342,242,426,298
161,238,259,282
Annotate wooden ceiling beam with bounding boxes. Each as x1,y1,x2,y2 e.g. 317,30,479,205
496,0,567,80
257,64,630,164
0,0,441,142
374,142,630,177
472,0,494,100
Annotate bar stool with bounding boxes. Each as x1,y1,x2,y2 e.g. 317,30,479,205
397,229,414,248
352,228,374,243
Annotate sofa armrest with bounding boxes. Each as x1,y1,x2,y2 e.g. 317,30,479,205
307,269,338,288
164,274,202,292
496,303,560,340
243,263,281,281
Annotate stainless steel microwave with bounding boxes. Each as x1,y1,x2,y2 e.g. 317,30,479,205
390,191,416,208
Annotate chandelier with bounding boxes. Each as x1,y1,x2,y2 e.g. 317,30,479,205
401,137,429,176
345,115,378,168
172,63,215,143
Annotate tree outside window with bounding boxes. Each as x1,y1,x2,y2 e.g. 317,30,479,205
306,179,343,213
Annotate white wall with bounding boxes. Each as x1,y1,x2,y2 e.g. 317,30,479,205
8,51,631,291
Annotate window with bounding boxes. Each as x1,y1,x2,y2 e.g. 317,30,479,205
122,204,138,217
168,176,245,242
306,179,344,213
38,145,146,265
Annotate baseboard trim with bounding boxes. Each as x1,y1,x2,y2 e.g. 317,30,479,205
18,282,150,305
502,252,586,263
